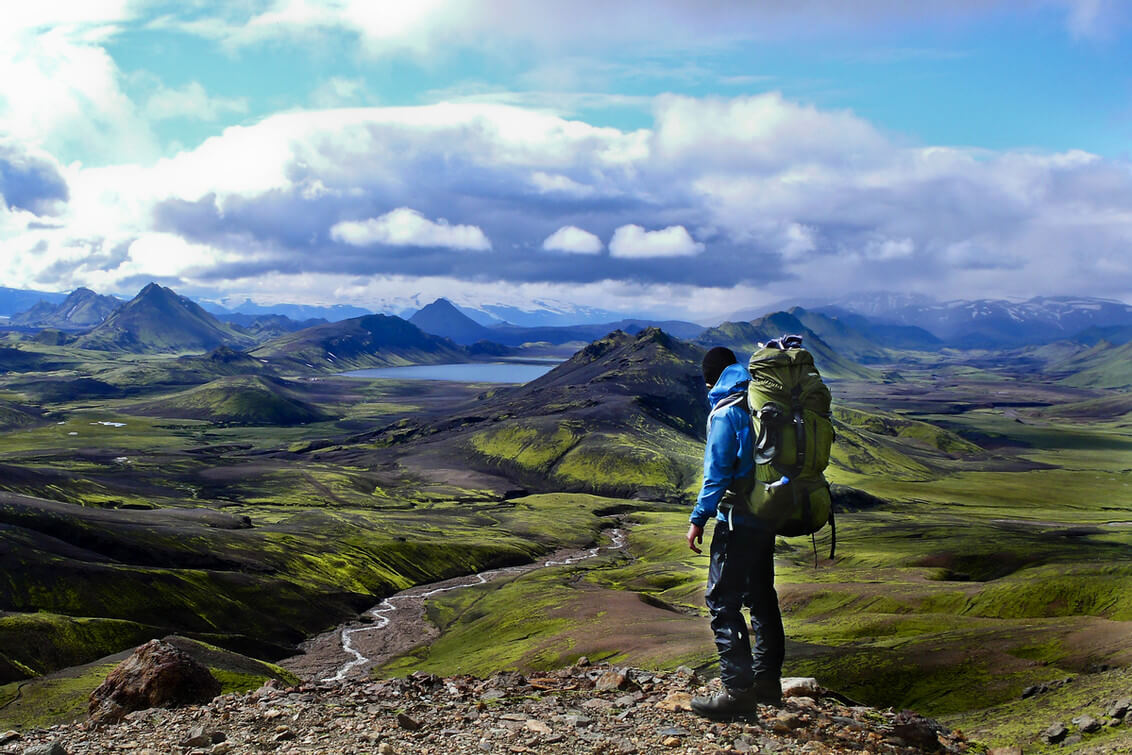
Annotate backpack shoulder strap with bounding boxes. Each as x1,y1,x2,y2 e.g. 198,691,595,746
707,391,748,433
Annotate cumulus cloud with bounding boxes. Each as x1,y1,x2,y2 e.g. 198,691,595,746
330,207,491,250
0,23,158,164
609,224,704,258
8,91,1132,321
0,141,68,215
144,81,249,122
542,225,603,254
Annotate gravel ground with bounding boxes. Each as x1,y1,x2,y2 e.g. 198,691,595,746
4,662,968,754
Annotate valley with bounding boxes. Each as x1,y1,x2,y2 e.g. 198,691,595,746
0,286,1129,752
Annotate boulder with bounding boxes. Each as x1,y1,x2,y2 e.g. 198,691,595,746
891,711,947,752
780,677,821,698
1108,698,1131,720
89,639,221,723
1041,722,1068,744
1072,714,1102,734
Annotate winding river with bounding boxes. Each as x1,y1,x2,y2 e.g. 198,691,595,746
285,527,628,683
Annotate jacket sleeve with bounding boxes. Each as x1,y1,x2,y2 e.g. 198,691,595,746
689,408,740,527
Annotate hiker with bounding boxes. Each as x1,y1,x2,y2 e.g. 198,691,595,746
685,346,784,719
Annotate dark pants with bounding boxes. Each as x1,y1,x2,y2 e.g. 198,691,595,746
705,522,785,690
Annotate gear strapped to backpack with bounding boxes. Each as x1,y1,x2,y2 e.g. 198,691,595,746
725,334,837,559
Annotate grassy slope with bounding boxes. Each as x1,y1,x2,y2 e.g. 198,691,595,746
2,332,1130,751
1054,340,1132,389
251,314,467,372
0,635,300,730
126,376,329,425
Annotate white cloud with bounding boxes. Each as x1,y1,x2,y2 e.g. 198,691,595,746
144,81,248,122
8,92,1132,316
542,225,603,254
311,76,375,108
779,223,817,260
530,171,595,197
0,25,158,164
330,207,491,250
864,237,915,261
609,224,704,258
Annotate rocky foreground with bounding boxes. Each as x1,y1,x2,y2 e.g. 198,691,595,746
4,660,969,755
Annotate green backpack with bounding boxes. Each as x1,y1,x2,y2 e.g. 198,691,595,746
742,335,837,556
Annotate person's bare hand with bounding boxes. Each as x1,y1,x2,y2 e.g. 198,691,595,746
686,523,704,554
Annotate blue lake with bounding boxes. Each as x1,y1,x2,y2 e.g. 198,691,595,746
340,361,560,383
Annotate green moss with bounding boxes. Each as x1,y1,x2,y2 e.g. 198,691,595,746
469,422,579,474
0,662,117,731
0,614,160,682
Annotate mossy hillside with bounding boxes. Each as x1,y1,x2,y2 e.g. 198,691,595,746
586,508,707,610
250,314,467,372
833,407,984,456
768,503,1132,715
1031,391,1132,423
551,431,697,500
73,283,255,354
0,635,303,731
376,533,712,679
945,664,1132,753
297,329,712,509
377,507,717,680
0,661,119,731
0,493,616,680
0,401,42,430
1052,339,1132,389
469,421,580,475
0,613,160,682
463,417,701,501
127,376,330,426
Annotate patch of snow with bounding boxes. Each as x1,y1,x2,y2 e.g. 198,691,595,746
90,421,126,427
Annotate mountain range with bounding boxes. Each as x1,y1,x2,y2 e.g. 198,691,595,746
818,294,1132,347
696,311,879,380
250,313,466,371
0,286,68,318
75,284,257,353
408,297,705,347
10,287,121,329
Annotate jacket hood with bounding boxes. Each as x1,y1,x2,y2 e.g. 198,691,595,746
708,361,750,405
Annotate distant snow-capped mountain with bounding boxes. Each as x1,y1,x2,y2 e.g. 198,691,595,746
391,294,630,328
822,294,1132,347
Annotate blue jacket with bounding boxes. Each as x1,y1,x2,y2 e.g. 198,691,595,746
689,362,758,528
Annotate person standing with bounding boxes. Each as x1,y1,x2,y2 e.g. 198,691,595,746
686,346,785,719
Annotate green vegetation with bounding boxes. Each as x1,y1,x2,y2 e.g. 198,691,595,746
1,322,1130,752
0,635,302,730
128,376,329,425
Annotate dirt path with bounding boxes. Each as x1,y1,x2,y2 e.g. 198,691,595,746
281,525,628,682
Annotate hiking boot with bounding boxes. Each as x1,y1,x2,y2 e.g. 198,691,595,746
690,687,759,720
752,677,782,706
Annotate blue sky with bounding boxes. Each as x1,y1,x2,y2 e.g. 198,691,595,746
1,1,1131,321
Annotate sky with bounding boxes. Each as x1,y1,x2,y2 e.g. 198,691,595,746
1,1,1131,323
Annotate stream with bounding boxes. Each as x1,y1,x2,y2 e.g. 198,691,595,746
282,526,628,683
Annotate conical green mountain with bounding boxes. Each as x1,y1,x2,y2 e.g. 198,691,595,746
128,375,328,425
75,284,254,353
252,314,466,371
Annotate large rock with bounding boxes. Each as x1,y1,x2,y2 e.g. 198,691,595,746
89,640,221,723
